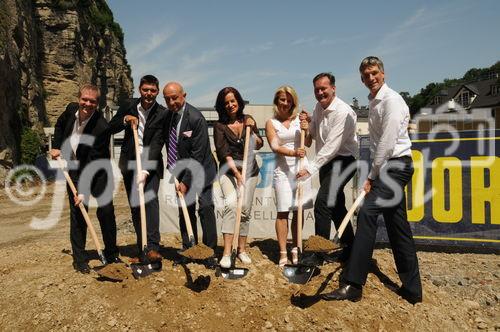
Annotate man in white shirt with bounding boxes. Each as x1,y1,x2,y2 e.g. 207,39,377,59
323,56,422,304
298,72,358,262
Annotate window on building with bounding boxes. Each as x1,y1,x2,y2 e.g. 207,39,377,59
463,91,470,107
456,90,470,107
491,84,500,96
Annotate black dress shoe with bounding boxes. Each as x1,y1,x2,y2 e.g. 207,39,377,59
105,256,123,264
397,287,422,304
72,262,90,274
203,256,218,269
146,250,163,263
322,284,362,302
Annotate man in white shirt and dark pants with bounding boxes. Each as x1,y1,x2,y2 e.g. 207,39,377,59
323,56,422,304
298,72,358,263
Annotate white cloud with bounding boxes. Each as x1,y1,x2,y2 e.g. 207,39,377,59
128,29,175,59
181,48,227,70
248,41,274,54
291,36,318,46
370,4,462,58
189,89,218,107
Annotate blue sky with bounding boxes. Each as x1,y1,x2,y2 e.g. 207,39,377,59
107,0,499,111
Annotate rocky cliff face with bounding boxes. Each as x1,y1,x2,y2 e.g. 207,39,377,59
0,0,133,182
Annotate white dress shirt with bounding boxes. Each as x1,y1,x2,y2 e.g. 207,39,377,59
137,102,155,153
173,103,186,138
70,110,94,155
367,83,412,180
306,96,358,175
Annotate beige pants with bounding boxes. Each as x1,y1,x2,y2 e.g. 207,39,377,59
219,173,258,236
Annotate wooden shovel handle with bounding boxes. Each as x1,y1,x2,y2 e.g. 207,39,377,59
296,129,306,251
174,178,194,239
232,125,251,250
132,126,148,251
56,157,103,252
337,190,366,239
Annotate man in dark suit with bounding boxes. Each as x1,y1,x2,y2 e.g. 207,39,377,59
50,84,119,273
109,75,166,262
163,82,217,255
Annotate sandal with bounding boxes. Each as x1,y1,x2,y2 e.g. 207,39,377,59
278,251,288,267
291,247,299,265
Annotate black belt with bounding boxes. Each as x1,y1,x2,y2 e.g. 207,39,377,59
389,155,412,161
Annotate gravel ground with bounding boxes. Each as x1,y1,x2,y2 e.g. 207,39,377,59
0,183,498,331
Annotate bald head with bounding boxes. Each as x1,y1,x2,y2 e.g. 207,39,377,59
163,82,186,112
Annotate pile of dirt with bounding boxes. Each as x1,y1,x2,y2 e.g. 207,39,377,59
303,235,339,252
180,243,214,260
96,263,132,281
0,183,498,331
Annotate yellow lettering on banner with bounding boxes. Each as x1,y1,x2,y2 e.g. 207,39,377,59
471,156,500,224
407,150,424,222
432,157,462,223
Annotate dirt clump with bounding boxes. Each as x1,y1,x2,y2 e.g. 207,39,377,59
180,243,214,260
303,235,339,251
96,263,131,281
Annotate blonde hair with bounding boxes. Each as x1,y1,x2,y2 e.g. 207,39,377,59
273,85,299,119
79,84,101,99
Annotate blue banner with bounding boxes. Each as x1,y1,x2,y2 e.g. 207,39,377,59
360,130,500,249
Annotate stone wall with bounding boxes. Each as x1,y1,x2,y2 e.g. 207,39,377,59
0,0,133,183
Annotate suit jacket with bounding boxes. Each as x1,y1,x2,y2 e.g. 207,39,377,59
53,102,112,195
108,98,167,178
164,103,216,189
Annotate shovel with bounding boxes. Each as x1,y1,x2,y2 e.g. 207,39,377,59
175,178,214,261
283,129,319,284
56,157,107,266
216,125,251,279
309,189,367,264
129,125,162,278
334,190,366,242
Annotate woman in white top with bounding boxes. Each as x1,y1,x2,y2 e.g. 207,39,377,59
265,85,312,267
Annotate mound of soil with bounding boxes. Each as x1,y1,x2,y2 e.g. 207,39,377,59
303,235,339,252
96,263,132,281
181,243,214,260
0,183,498,331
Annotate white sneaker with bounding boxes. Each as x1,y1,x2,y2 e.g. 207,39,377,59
238,252,252,264
220,255,231,268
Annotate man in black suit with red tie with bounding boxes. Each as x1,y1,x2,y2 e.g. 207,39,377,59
109,75,167,262
50,84,119,273
163,82,217,260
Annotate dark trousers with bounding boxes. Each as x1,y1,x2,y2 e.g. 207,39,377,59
179,183,217,250
343,156,422,298
123,171,161,252
314,155,356,249
67,183,118,263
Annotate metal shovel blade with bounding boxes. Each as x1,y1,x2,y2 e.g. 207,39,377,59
130,261,162,279
215,266,249,279
283,264,319,284
299,252,325,267
97,251,108,266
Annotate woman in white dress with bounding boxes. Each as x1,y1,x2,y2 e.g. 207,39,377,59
265,85,311,267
